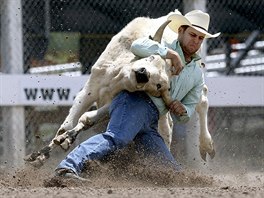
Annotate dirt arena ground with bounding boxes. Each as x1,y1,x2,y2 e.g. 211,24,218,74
0,154,263,198
0,170,263,198
1,116,263,198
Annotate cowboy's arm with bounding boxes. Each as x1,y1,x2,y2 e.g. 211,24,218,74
131,38,183,75
130,37,168,58
173,76,204,124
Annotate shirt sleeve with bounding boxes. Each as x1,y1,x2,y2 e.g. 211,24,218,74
130,37,168,58
174,73,205,124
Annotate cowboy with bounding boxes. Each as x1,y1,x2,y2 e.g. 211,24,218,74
131,9,220,120
54,9,220,181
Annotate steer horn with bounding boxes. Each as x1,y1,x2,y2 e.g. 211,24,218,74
149,20,171,43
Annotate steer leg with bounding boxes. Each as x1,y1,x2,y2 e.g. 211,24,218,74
158,112,173,149
53,104,110,150
24,104,110,168
196,85,215,161
24,83,99,168
57,81,98,135
24,141,57,168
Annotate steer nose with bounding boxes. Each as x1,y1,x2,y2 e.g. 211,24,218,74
135,67,149,83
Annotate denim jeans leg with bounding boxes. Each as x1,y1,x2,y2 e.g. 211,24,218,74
56,133,116,175
56,91,157,175
105,91,158,147
134,131,182,172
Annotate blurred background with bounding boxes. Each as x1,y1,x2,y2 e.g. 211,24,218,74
0,0,263,172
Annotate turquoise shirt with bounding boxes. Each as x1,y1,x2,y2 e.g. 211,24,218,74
130,38,205,124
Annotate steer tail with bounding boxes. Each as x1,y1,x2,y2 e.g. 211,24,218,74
150,20,171,43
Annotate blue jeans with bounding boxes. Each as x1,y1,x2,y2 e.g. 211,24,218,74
56,91,181,175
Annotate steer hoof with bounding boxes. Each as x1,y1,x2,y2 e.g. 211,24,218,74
24,155,45,168
200,149,207,161
60,139,71,151
28,158,44,168
24,146,50,168
208,148,216,159
199,144,216,161
54,130,77,150
53,135,67,145
24,151,40,162
200,150,215,161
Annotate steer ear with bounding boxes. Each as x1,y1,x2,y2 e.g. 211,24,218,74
149,20,171,43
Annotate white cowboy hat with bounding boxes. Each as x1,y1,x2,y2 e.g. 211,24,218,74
167,9,220,38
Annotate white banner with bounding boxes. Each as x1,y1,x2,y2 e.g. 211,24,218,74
204,76,264,107
0,74,263,107
0,74,87,106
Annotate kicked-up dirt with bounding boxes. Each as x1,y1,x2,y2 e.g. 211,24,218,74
0,154,263,198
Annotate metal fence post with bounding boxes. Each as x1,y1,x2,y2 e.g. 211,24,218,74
0,0,25,169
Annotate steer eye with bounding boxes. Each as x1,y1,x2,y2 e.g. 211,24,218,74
157,84,161,90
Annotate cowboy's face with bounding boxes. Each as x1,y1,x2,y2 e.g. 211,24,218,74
178,26,205,55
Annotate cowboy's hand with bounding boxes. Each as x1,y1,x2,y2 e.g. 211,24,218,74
169,100,187,116
166,49,183,75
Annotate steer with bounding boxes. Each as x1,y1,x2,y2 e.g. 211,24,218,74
24,13,215,167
